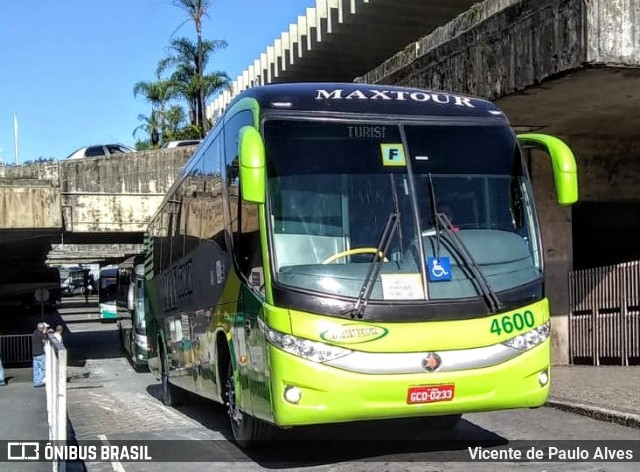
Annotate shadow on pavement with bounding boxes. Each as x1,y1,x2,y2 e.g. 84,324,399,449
144,382,508,467
64,330,123,366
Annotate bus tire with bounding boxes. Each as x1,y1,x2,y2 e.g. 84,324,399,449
225,362,273,448
421,414,462,431
160,345,184,407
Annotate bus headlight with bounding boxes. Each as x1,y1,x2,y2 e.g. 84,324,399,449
502,322,551,351
259,321,351,363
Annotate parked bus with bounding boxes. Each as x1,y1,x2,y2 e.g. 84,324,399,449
98,265,118,321
116,256,149,368
145,83,578,447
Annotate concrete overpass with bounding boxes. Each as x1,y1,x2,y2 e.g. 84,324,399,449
0,148,193,307
207,0,483,117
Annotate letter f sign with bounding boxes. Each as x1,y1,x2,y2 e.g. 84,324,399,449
381,144,406,166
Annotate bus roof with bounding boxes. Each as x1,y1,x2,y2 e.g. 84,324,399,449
228,83,507,121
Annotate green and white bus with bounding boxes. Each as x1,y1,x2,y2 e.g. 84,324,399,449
99,265,118,321
145,83,578,446
117,255,149,368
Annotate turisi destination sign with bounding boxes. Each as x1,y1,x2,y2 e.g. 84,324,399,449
315,88,476,108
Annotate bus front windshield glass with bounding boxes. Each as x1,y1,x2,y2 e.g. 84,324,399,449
264,120,541,304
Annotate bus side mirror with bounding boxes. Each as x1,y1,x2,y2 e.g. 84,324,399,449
238,125,266,204
517,133,579,206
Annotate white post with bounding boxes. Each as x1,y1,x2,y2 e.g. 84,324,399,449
45,334,67,472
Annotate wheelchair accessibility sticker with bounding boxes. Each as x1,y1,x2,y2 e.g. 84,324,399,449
427,257,452,282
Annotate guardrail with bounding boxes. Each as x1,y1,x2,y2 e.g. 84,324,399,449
45,333,67,472
0,334,32,364
569,260,640,365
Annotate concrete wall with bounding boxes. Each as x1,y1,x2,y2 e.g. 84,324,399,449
0,162,59,183
0,147,192,233
587,0,640,65
58,148,192,232
528,149,573,364
355,0,586,96
0,184,62,229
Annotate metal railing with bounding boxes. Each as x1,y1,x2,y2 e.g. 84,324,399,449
569,260,640,365
0,334,32,364
45,334,67,472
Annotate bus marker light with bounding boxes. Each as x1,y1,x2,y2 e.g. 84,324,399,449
284,386,302,404
539,370,549,386
239,355,248,364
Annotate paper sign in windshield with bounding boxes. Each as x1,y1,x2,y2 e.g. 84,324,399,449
380,273,424,300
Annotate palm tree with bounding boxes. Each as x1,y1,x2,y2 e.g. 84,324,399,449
133,78,176,139
173,0,210,132
171,0,231,135
157,36,228,135
133,111,162,147
163,105,187,141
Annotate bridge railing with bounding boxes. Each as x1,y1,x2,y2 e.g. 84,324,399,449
45,333,67,472
0,333,32,364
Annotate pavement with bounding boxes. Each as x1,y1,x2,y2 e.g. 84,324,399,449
2,363,639,438
548,364,640,429
2,306,640,470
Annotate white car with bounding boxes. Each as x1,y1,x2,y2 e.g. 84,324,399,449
66,144,135,160
160,139,201,149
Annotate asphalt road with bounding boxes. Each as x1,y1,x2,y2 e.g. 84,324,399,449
54,298,640,472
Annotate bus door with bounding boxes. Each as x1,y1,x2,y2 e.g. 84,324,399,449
240,284,270,421
236,185,270,421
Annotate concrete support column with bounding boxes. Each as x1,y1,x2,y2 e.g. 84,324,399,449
529,149,573,365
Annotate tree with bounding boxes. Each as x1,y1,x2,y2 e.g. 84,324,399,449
133,111,162,147
157,36,229,136
133,78,176,141
171,0,229,135
164,105,187,141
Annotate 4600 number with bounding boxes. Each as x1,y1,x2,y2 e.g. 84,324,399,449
490,311,535,336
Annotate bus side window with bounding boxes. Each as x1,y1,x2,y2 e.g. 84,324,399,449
200,135,226,249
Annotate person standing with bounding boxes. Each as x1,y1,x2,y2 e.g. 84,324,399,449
0,345,6,386
32,322,47,387
83,270,91,304
53,325,64,343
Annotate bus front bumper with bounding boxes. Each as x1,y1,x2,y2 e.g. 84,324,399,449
268,340,550,427
99,305,118,320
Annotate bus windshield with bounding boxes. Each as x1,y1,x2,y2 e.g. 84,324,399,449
265,119,541,305
99,269,118,304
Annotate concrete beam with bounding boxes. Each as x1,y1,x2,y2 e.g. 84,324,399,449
207,0,480,117
47,243,144,265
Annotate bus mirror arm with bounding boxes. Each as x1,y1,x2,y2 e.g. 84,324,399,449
238,126,266,204
517,133,579,206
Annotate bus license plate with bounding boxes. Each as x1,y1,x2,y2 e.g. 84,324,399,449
407,384,455,404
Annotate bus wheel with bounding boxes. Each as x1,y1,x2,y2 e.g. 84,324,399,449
421,414,462,431
225,363,272,448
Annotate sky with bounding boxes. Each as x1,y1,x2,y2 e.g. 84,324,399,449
0,0,315,163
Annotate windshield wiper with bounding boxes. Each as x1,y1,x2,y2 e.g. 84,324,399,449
344,212,399,319
427,174,502,314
